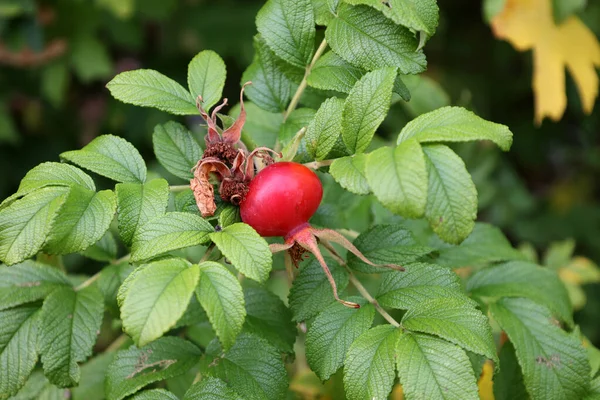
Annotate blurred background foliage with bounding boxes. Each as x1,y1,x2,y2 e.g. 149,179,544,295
1,0,599,368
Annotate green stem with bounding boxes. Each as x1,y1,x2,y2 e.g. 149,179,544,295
303,159,334,169
170,185,190,192
199,243,215,263
75,254,131,291
347,270,401,328
105,334,129,352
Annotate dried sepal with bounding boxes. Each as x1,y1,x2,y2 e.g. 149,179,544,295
190,158,231,217
222,81,252,144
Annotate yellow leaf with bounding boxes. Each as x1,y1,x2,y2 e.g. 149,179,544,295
491,0,600,124
478,360,495,400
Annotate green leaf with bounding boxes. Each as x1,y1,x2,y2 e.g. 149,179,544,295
312,0,335,25
106,336,201,400
106,69,198,115
152,122,203,180
342,67,396,154
325,4,426,73
467,261,573,325
377,262,463,310
210,223,272,283
279,107,316,145
493,341,529,400
489,298,590,400
0,306,40,398
243,284,296,354
131,212,213,262
183,377,243,400
44,187,117,255
41,61,68,108
553,0,586,23
97,0,134,18
0,261,71,311
188,50,227,111
60,135,147,183
39,286,104,387
306,297,374,380
6,370,47,400
305,97,345,160
343,325,401,400
71,34,113,82
256,0,315,68
195,261,246,350
396,333,479,400
288,257,348,322
206,333,288,400
393,74,411,101
128,390,178,400
116,179,169,247
121,259,200,346
422,144,477,244
0,187,69,265
588,377,600,399
218,205,241,228
402,297,497,363
348,225,434,273
242,36,296,113
307,51,366,93
397,106,513,151
401,74,450,117
366,140,427,218
71,352,115,400
81,230,117,262
329,154,370,195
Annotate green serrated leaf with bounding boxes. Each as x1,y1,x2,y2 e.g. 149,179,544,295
306,297,374,380
397,106,513,151
377,262,463,310
116,179,169,247
121,258,200,346
312,0,334,25
60,135,146,183
307,51,366,93
422,144,477,244
0,306,40,399
305,97,345,160
243,284,296,354
217,205,241,228
397,332,479,399
70,352,115,400
106,69,198,115
288,257,348,322
44,187,117,255
131,212,213,262
256,0,315,68
468,261,573,325
106,337,201,400
195,261,245,350
0,261,71,311
493,341,529,400
188,50,227,111
342,67,396,153
39,286,104,387
329,155,370,195
393,74,411,101
366,140,427,218
96,261,133,314
402,297,497,363
81,230,117,262
343,324,401,400
129,389,179,400
347,225,434,273
0,187,69,265
6,370,47,400
210,223,272,283
326,4,426,73
152,122,203,180
183,377,243,400
490,298,590,400
206,333,288,400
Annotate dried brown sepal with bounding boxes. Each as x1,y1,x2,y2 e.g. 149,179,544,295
221,82,251,144
190,158,231,217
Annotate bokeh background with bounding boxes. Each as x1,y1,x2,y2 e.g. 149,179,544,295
1,0,599,348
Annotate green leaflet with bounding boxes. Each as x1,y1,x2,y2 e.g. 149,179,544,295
343,325,401,400
366,140,428,219
325,4,426,73
0,186,69,265
256,0,315,68
6,370,48,400
81,230,117,262
329,154,370,195
0,306,40,399
106,337,201,400
187,50,227,111
131,212,213,262
490,298,590,400
342,67,396,154
183,377,243,400
106,69,198,115
71,34,113,82
205,333,288,400
312,0,335,25
397,106,513,151
39,286,104,387
96,261,134,314
116,179,169,247
467,260,573,325
493,341,529,400
152,122,203,180
210,223,272,283
195,261,246,350
60,135,147,183
396,333,479,399
305,97,345,160
120,258,200,346
305,297,374,380
553,0,586,24
307,51,366,93
130,389,179,400
71,352,115,400
422,144,478,244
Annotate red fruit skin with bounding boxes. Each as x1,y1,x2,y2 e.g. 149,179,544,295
240,162,323,237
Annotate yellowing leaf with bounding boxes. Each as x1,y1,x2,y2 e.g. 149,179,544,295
478,360,495,400
491,0,600,124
